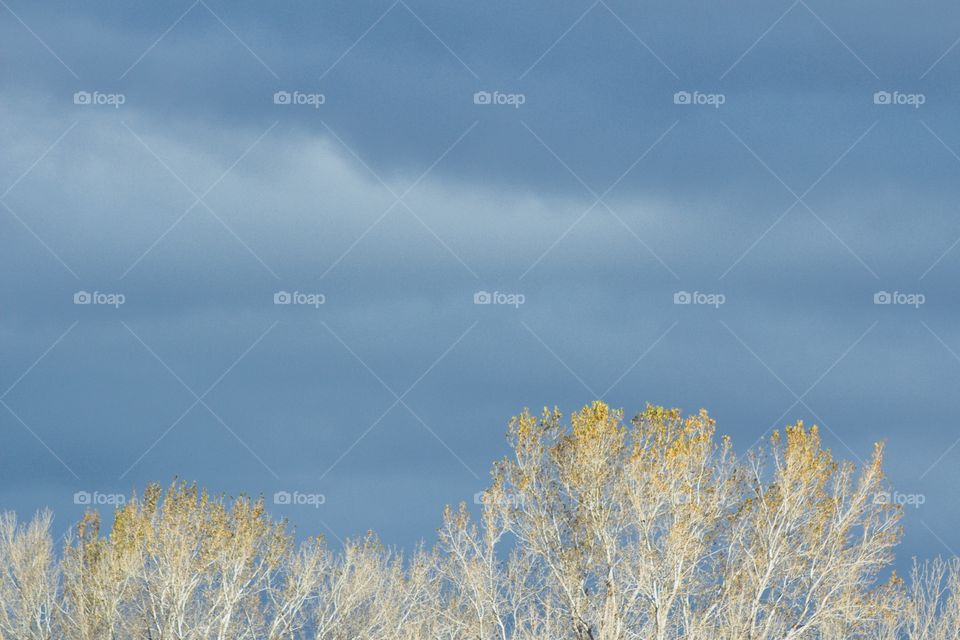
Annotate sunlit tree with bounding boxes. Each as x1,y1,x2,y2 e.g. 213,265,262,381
0,402,951,639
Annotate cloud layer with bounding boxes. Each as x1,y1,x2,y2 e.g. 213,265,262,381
2,0,960,564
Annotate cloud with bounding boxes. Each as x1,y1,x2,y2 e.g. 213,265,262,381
3,0,960,564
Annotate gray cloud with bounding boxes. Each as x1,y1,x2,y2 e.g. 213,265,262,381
3,0,960,566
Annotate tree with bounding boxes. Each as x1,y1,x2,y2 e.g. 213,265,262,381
0,511,57,640
0,402,950,639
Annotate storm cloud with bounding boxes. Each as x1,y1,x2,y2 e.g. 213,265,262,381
2,0,960,565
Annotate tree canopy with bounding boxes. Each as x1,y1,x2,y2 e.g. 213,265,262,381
0,402,954,639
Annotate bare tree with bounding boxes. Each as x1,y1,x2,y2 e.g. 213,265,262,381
0,402,949,639
0,511,58,640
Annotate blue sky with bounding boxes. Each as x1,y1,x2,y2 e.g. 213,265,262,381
2,0,960,566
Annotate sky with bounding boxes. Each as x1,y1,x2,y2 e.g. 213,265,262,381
2,0,960,567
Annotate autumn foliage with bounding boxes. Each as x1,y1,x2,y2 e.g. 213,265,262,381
0,402,955,639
